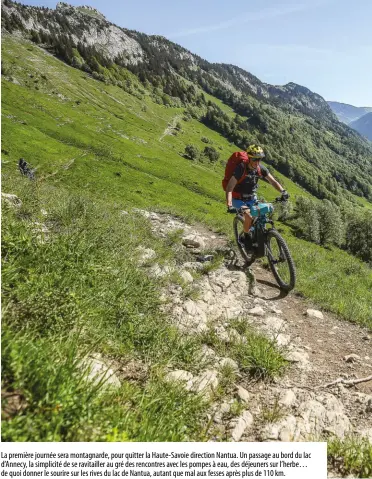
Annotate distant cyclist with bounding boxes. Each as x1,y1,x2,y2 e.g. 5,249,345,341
224,145,289,248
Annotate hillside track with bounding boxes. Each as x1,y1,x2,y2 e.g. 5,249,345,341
139,209,372,443
252,263,372,395
159,115,182,142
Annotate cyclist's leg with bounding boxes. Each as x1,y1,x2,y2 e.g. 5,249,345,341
243,208,253,233
243,197,257,233
232,199,250,232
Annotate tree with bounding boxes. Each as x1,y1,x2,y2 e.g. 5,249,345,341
294,197,320,244
345,211,372,264
316,200,344,247
275,200,293,222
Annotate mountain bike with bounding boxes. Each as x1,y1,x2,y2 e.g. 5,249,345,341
229,197,296,292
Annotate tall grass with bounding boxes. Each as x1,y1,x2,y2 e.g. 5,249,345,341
2,180,209,441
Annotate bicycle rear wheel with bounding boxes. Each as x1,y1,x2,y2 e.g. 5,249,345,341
265,229,296,292
233,215,255,265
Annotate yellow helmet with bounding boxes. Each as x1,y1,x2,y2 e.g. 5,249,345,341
246,144,265,159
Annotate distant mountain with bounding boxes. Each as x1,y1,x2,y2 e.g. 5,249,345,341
350,112,372,141
328,101,372,124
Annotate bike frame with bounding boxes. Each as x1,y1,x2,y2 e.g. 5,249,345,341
236,199,280,259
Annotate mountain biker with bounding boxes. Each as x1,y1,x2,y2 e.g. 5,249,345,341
225,145,289,248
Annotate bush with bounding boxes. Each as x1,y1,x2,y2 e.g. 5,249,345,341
203,146,220,162
184,144,199,161
201,137,211,144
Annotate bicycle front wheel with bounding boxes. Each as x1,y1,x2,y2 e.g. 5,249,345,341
265,229,296,292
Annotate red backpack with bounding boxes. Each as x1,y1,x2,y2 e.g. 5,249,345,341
222,151,261,198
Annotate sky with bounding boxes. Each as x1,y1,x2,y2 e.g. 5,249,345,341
19,0,372,106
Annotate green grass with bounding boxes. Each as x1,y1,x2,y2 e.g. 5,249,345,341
1,326,208,442
259,398,286,424
1,180,211,440
200,322,288,380
328,436,372,478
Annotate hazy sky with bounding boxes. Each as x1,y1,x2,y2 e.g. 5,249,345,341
20,0,372,106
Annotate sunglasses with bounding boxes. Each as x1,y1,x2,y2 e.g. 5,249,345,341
250,158,261,162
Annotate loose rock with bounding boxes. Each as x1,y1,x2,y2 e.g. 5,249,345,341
247,306,265,317
306,309,324,320
165,370,193,384
84,355,121,388
344,354,361,363
191,370,219,396
2,192,22,208
219,357,239,373
230,410,254,441
180,270,194,284
182,234,205,249
236,386,250,403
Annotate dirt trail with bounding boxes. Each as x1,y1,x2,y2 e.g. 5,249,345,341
159,115,181,141
253,263,372,395
136,209,372,447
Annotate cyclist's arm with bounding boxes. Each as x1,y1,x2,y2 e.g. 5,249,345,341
226,176,238,207
266,173,285,193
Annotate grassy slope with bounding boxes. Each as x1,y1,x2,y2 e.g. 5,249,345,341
2,35,372,328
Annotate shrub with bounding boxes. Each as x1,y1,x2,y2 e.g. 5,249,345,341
184,144,199,161
203,146,220,162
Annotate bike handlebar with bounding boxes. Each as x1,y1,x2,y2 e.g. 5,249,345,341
227,197,288,213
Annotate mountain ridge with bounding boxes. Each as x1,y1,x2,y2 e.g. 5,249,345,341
328,101,372,124
350,112,372,141
2,0,372,204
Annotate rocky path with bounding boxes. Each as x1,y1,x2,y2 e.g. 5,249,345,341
135,210,372,445
159,115,182,142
